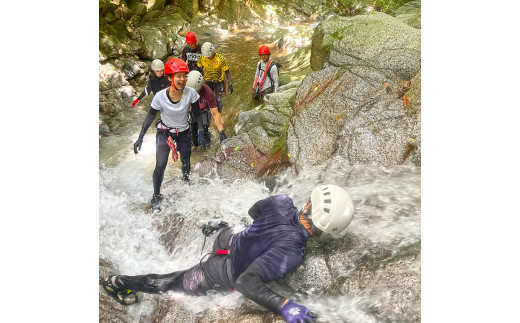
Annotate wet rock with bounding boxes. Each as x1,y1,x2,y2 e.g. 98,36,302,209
199,0,222,13
128,2,147,17
99,258,149,323
286,256,334,295
99,21,142,61
100,123,111,134
287,11,421,170
310,12,421,81
142,0,167,12
99,61,130,91
136,16,187,60
235,83,298,155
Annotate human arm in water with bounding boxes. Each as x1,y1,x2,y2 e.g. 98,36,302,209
235,261,317,322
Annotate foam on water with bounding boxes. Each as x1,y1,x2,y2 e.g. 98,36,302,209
100,155,420,322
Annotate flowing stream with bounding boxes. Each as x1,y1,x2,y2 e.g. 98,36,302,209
99,24,421,323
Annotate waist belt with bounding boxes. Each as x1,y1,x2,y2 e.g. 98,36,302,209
217,233,235,288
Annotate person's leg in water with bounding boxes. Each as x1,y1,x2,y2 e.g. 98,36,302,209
174,129,192,182
203,110,212,144
196,112,208,149
114,270,187,294
151,130,170,210
215,82,224,113
191,121,199,147
102,228,235,304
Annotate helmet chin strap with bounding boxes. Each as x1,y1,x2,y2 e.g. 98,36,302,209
168,75,179,92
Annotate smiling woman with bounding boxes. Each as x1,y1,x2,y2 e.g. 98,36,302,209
132,58,203,212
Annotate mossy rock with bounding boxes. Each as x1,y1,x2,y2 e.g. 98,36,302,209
311,12,420,80
142,9,162,22
99,20,142,60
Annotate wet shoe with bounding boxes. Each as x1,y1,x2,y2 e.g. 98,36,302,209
101,275,142,306
150,194,163,212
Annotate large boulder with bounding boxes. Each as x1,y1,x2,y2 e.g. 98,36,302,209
99,21,142,61
310,12,421,80
287,65,420,169
192,82,300,182
135,15,189,60
285,12,421,171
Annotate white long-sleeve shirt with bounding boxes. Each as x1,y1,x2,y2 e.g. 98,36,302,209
253,59,279,93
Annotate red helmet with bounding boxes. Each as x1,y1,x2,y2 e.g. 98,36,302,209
186,31,197,44
259,45,270,55
164,58,189,76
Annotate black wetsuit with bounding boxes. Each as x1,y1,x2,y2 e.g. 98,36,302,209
115,195,310,313
137,75,171,100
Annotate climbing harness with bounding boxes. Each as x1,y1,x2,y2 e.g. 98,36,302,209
157,119,179,162
196,223,236,293
252,59,273,101
200,221,228,254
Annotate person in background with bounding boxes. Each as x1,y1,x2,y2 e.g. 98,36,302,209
197,42,233,113
252,45,279,102
133,58,203,211
102,184,354,323
181,31,203,74
186,70,227,149
131,59,170,107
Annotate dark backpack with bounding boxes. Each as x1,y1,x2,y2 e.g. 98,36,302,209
257,60,282,90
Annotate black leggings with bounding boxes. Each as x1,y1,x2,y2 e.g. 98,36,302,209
153,128,192,194
117,228,235,296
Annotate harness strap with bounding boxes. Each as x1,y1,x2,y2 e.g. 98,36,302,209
216,249,232,255
252,59,273,100
159,120,179,162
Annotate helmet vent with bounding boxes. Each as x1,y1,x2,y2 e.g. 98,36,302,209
324,208,330,213
324,192,331,196
322,187,328,191
324,199,331,204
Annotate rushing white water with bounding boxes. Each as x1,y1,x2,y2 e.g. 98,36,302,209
99,137,420,322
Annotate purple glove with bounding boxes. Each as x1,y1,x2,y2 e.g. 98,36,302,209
280,300,317,323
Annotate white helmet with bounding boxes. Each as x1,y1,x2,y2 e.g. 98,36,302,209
309,184,354,237
187,70,204,91
151,59,165,71
201,42,216,57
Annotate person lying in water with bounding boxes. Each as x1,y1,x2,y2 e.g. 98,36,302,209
102,184,354,323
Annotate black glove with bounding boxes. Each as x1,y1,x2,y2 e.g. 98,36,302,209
228,83,234,94
202,223,216,237
134,134,144,154
220,130,227,143
201,221,228,237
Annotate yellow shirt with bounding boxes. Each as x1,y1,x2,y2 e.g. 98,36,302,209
197,53,230,82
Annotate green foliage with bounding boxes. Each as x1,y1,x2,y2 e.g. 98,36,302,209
330,0,411,15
